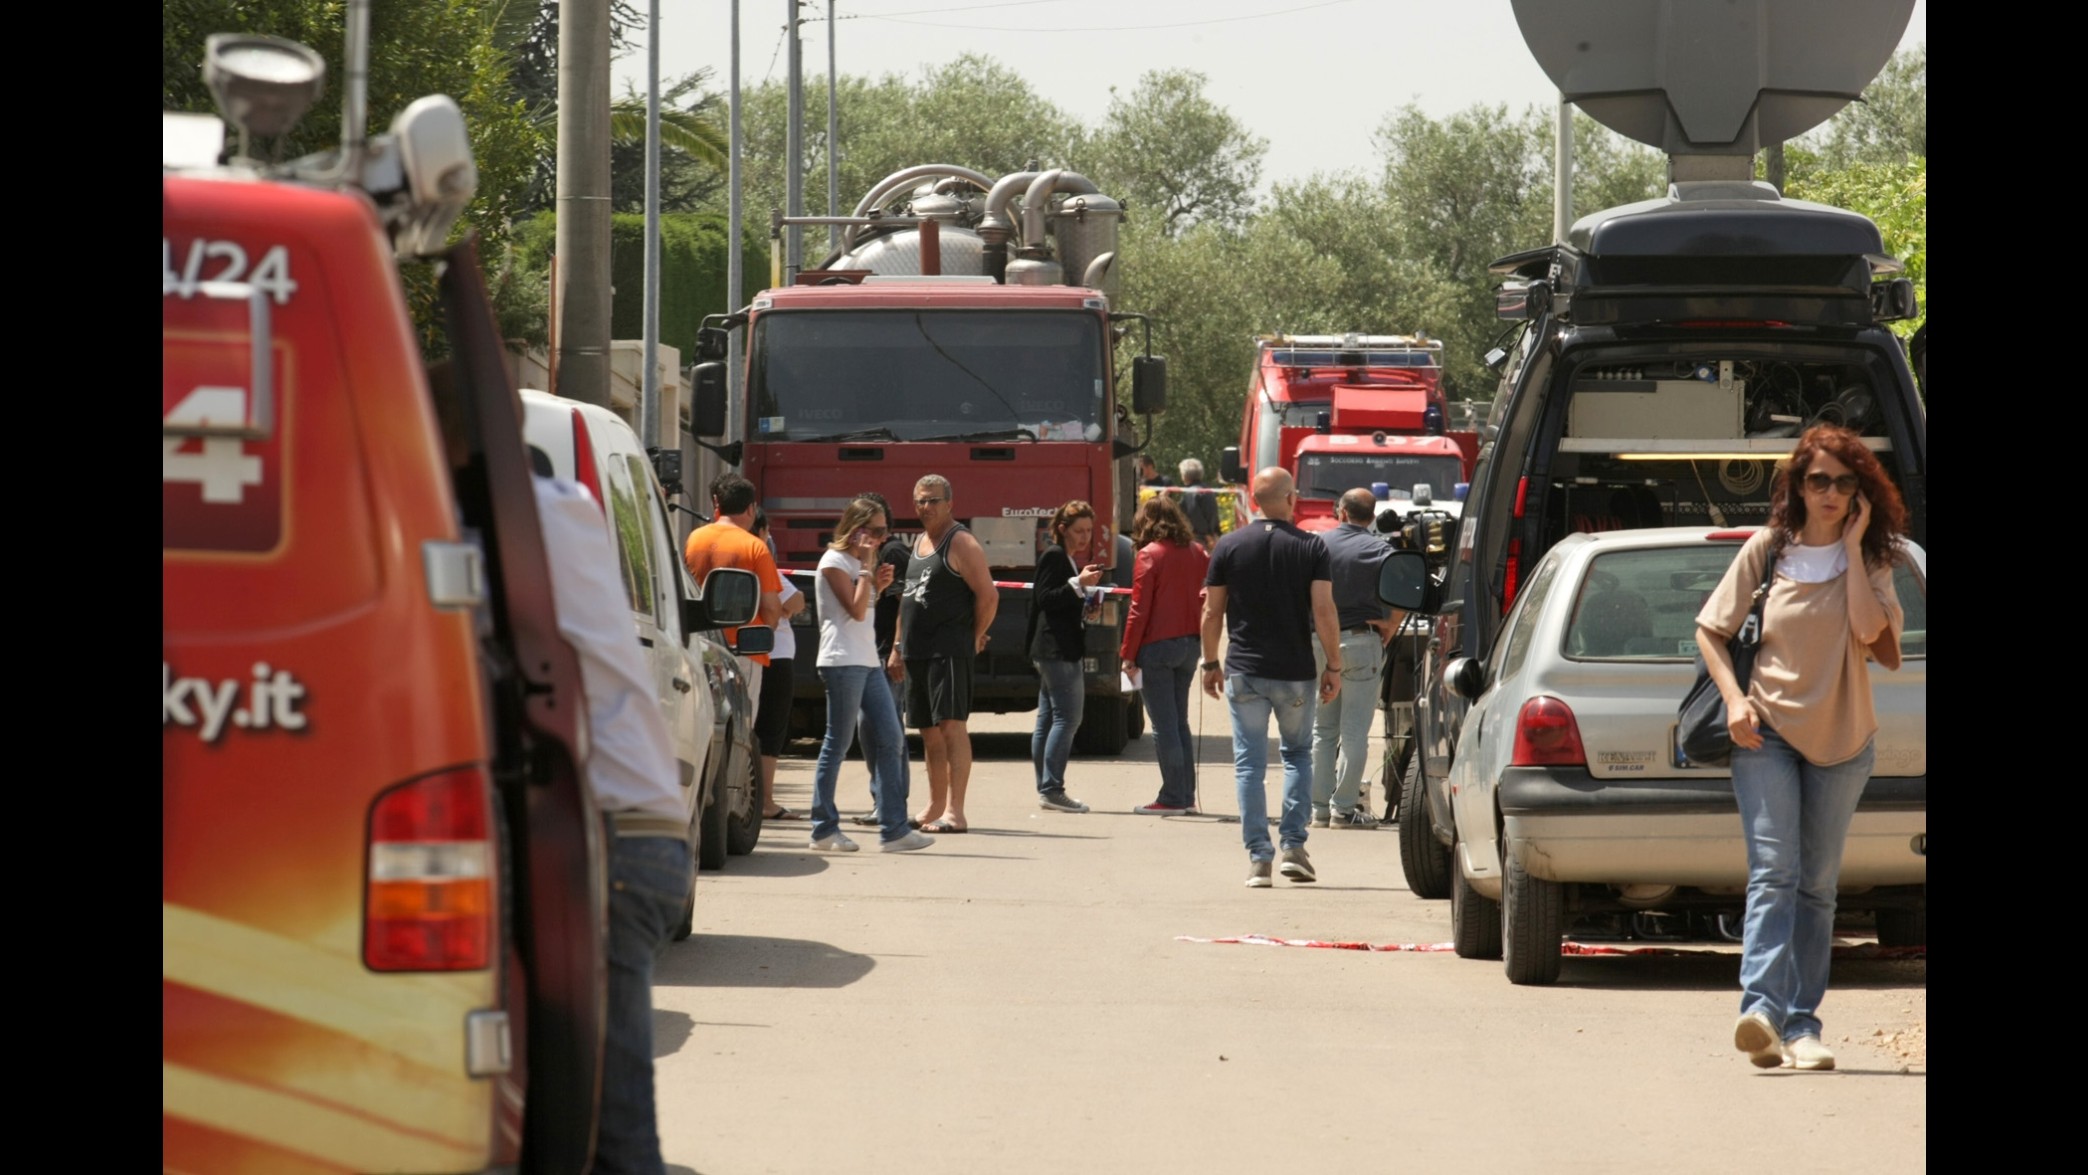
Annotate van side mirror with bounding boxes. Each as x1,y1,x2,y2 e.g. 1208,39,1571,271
691,362,728,437
1132,355,1167,415
1495,279,1550,322
1220,446,1245,484
1870,277,1917,322
1377,549,1444,614
649,447,682,497
730,625,775,657
696,325,730,362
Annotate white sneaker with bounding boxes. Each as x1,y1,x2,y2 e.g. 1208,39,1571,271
880,830,936,853
1733,1011,1782,1069
810,832,859,852
1782,1035,1836,1071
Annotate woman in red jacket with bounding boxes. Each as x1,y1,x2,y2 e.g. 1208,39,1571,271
1119,495,1211,815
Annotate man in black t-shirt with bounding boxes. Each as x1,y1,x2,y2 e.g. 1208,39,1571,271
1139,453,1175,487
1201,467,1343,888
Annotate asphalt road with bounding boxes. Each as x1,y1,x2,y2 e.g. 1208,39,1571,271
652,707,1927,1174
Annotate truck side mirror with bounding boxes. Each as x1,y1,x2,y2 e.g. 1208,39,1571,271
1220,446,1245,484
1132,355,1167,415
1377,549,1444,614
696,325,730,362
691,362,728,437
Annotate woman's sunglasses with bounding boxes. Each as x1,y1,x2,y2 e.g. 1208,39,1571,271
1802,472,1860,495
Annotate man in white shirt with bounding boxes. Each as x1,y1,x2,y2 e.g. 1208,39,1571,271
536,475,686,1175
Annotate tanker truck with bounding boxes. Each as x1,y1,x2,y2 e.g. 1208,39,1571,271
689,165,1167,754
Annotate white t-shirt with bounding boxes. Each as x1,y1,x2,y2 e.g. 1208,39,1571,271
772,576,800,661
534,477,682,822
815,550,880,667
1779,541,1849,584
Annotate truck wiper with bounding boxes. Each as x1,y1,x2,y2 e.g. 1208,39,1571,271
912,427,1038,443
801,426,904,443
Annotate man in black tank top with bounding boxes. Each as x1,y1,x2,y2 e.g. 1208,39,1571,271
890,474,999,833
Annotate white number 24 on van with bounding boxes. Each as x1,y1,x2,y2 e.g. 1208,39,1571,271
162,238,298,305
163,387,264,504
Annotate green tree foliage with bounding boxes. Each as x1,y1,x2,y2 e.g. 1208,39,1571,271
163,0,549,348
1807,46,1925,168
1077,70,1267,236
514,213,771,363
1783,152,1927,338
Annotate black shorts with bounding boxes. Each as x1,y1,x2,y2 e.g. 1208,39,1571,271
904,655,974,727
754,658,794,757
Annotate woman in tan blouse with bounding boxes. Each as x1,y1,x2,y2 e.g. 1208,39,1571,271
1696,424,1907,1073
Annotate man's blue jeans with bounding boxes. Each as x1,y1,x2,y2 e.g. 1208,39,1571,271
1138,635,1201,808
813,665,911,842
1031,659,1086,795
1731,727,1874,1042
1226,673,1316,860
1312,630,1384,816
596,833,688,1175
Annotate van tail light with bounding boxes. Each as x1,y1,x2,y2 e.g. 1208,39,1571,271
569,408,603,512
1511,696,1586,767
366,767,494,972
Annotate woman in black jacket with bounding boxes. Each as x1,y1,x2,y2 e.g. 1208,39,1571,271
1029,500,1108,813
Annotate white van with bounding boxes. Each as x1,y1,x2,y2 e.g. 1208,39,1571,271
520,389,770,930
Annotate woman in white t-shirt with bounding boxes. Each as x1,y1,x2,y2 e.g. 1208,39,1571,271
808,497,934,853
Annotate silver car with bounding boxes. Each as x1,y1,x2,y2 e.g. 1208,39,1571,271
1435,527,1927,985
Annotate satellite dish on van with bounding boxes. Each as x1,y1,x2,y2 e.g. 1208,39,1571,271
1511,0,1914,158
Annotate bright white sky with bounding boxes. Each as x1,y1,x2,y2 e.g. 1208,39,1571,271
614,0,1926,190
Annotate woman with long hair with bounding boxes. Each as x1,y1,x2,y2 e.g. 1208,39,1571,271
1119,494,1211,815
1696,424,1907,1071
808,497,935,853
1027,500,1106,813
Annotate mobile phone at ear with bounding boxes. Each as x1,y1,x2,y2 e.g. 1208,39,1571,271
850,528,871,545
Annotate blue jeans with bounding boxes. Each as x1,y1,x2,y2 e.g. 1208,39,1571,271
1731,727,1874,1041
813,665,911,842
596,833,688,1175
1312,630,1384,815
867,662,909,808
1226,673,1316,860
1032,658,1086,795
1138,635,1201,807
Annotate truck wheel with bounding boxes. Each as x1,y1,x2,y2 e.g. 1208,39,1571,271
1074,693,1129,755
1503,845,1565,986
698,777,728,871
725,752,763,855
1126,693,1144,740
1451,831,1502,960
1398,752,1450,899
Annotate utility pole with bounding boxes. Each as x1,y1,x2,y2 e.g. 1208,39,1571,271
641,0,662,447
827,1,839,254
555,0,612,408
727,0,744,451
785,0,804,280
1553,93,1573,244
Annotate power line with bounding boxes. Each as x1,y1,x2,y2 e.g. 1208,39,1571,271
854,0,1356,32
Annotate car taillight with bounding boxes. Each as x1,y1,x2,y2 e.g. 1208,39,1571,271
1502,476,1529,607
366,767,494,972
569,408,602,511
1511,696,1586,767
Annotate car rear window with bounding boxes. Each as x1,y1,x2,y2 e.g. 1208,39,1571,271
1564,544,1744,660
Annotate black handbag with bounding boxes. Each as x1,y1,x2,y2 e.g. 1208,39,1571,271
1676,545,1780,767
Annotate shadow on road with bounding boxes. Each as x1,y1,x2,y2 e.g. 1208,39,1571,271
654,933,876,990
1554,953,1925,992
717,849,832,877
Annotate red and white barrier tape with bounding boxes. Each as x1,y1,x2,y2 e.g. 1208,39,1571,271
783,567,1131,595
1178,934,1926,960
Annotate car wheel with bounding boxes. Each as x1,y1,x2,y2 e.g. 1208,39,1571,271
725,751,763,856
1398,751,1450,900
698,776,729,871
1875,907,1925,948
1451,832,1502,960
1502,844,1564,986
672,824,698,942
1073,692,1129,755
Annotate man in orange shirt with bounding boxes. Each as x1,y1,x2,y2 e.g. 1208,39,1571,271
684,474,786,744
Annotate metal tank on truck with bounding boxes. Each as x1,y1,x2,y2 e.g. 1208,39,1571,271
689,165,1168,754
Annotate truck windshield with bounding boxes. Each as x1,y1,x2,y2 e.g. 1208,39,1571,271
1296,452,1465,500
751,310,1107,441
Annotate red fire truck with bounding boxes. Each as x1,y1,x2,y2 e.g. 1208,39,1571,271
1221,334,1477,532
691,165,1167,753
